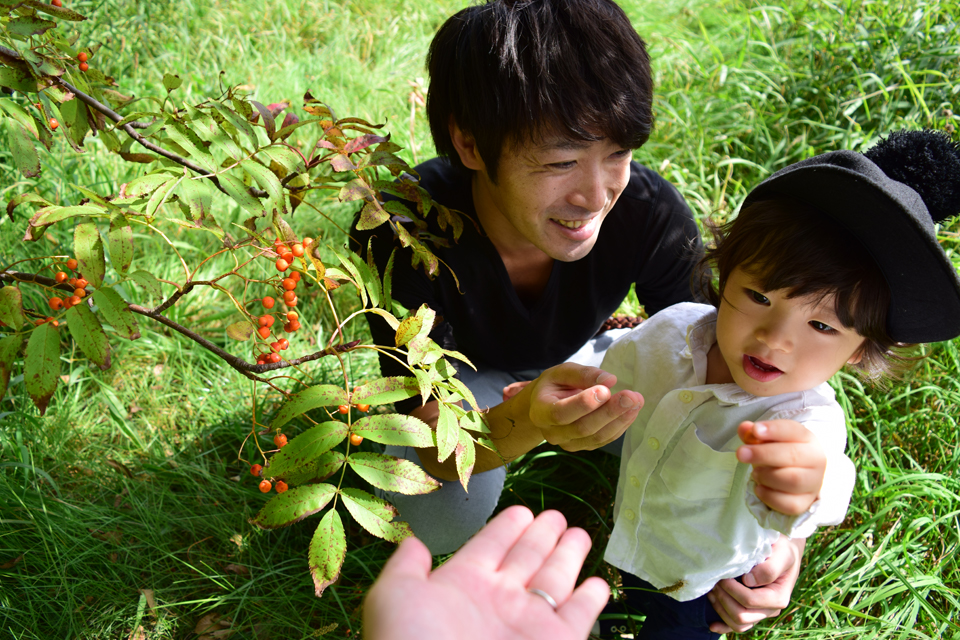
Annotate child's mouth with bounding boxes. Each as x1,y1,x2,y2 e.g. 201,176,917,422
743,355,783,382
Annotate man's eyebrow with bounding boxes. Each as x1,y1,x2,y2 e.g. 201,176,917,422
533,137,600,152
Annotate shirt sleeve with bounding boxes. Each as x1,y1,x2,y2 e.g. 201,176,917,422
744,408,855,538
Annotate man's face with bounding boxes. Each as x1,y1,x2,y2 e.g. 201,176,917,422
713,267,866,397
471,136,633,262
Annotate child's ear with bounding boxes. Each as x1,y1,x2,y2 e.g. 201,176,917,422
847,344,866,365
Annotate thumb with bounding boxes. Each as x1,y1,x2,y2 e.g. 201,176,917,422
377,536,433,583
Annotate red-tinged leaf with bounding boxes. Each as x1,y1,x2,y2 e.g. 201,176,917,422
436,402,459,463
91,287,140,340
108,213,134,274
343,134,388,154
268,450,345,485
348,452,441,495
65,303,110,370
330,153,356,172
5,119,40,178
358,150,409,172
394,316,422,347
339,179,375,203
263,422,348,479
0,334,22,400
250,100,276,141
269,385,349,430
356,200,390,231
249,483,337,529
24,322,60,415
351,413,436,448
6,193,53,222
0,286,26,329
340,487,413,543
309,509,345,597
74,222,105,288
455,429,476,492
352,377,420,406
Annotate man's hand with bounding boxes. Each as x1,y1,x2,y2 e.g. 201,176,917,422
707,535,805,633
736,420,826,515
522,363,643,452
363,505,610,640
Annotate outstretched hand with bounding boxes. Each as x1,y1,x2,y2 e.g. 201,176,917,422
363,506,610,640
515,363,643,452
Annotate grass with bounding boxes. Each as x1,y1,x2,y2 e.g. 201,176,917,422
1,0,959,638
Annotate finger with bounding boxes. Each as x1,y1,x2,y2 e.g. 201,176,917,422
540,390,642,446
748,420,815,443
752,485,817,516
737,441,821,469
741,540,797,589
707,582,776,633
376,536,433,583
526,526,593,604
444,505,534,572
716,575,790,611
751,465,822,494
502,380,531,402
498,509,568,584
557,577,611,635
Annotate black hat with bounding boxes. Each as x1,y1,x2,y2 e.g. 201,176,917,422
742,130,960,344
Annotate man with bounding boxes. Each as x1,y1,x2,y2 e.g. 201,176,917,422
356,0,819,633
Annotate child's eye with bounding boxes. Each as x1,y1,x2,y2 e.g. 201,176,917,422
809,320,837,333
748,290,769,305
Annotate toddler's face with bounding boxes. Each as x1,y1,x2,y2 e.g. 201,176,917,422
713,267,866,397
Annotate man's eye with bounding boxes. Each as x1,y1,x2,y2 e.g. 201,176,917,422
810,320,837,333
548,161,576,170
611,149,632,159
749,290,769,304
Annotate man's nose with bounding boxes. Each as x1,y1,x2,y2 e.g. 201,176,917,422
568,165,608,212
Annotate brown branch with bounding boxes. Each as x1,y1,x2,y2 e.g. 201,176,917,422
1,270,77,294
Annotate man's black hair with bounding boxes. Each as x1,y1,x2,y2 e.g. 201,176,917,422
426,0,654,182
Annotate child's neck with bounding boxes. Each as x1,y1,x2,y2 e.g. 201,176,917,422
705,342,735,385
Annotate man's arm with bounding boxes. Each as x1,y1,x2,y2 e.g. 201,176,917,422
412,364,643,481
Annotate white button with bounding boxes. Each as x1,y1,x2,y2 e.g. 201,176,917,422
648,437,660,450
624,509,636,521
679,390,694,403
630,476,641,488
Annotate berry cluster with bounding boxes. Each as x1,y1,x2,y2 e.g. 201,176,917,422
253,237,311,366
35,257,87,327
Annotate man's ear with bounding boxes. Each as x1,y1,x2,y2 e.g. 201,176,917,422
449,118,485,171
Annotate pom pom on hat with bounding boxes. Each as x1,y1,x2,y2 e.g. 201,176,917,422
864,129,960,224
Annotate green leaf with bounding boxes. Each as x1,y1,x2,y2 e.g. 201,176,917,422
352,413,436,448
241,159,284,215
108,213,134,274
218,173,264,216
74,223,105,288
249,483,337,530
126,270,164,300
65,303,110,370
455,429,477,491
91,287,140,340
0,98,40,139
263,421,348,478
382,247,396,312
60,98,90,150
446,377,481,412
348,249,381,309
394,316,422,347
339,178,376,202
260,145,306,174
5,119,40,178
340,487,413,543
436,402,459,463
176,176,213,221
32,205,104,227
265,450,344,484
352,377,420,406
356,200,391,231
332,245,366,307
0,67,38,94
24,322,60,415
226,320,254,341
0,334,22,400
0,286,27,329
348,451,441,495
7,15,57,36
413,368,432,406
162,73,182,92
365,308,400,331
163,120,217,173
269,384,349,430
144,177,179,219
460,410,490,434
309,509,346,597
211,101,259,149
124,173,175,198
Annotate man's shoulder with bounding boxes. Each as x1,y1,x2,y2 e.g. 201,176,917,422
412,157,472,208
609,161,692,225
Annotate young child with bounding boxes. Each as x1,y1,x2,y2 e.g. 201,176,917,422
596,129,960,639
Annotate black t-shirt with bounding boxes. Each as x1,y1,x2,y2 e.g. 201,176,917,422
354,157,704,382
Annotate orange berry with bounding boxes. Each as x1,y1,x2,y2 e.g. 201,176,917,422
280,251,294,264
259,480,272,493
256,356,266,365
268,352,281,363
79,62,89,72
250,464,263,476
35,318,45,326
262,296,275,309
74,288,86,298
75,278,88,288
275,480,288,493
55,271,67,283
50,319,59,328
273,434,288,447
290,271,301,282
48,118,59,130
276,258,289,272
49,297,63,310
286,296,298,308
282,290,296,304
68,295,81,306
278,338,289,350
258,315,271,327
66,258,78,270
292,244,304,257
257,326,270,339
51,0,62,6
270,341,280,352
78,51,88,63
356,404,370,413
350,433,364,446
338,405,349,415
282,278,296,291
286,311,299,321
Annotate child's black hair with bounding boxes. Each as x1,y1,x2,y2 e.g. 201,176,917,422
700,198,914,380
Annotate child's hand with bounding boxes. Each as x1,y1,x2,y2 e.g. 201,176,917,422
736,420,826,515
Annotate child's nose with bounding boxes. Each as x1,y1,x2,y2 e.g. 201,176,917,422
755,321,793,352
